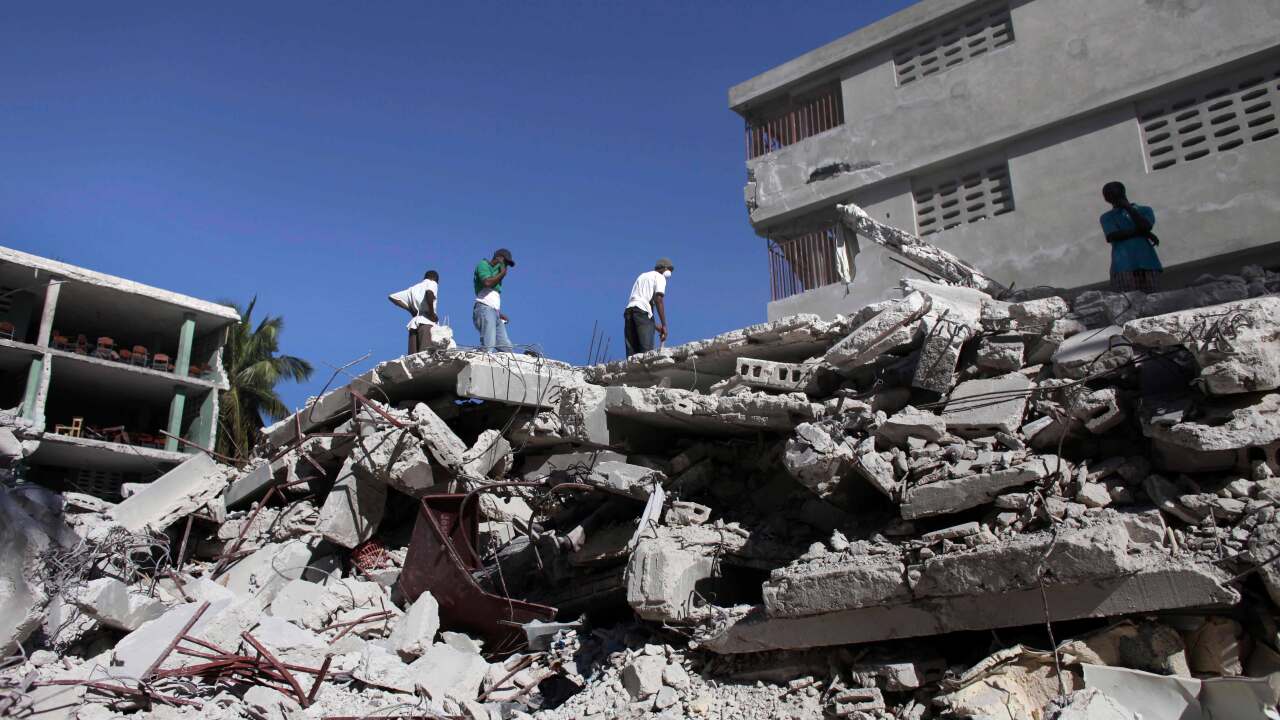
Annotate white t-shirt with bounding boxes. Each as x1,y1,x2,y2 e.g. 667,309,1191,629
390,279,438,329
626,270,668,317
475,286,501,311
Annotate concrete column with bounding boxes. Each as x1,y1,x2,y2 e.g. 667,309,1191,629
190,390,217,452
36,279,62,347
164,387,188,452
20,357,42,421
175,313,195,378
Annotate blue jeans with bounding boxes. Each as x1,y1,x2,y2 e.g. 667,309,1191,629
473,303,513,353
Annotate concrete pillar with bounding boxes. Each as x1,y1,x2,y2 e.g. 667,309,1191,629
174,313,195,378
36,279,62,347
190,390,217,452
164,387,187,452
20,357,42,421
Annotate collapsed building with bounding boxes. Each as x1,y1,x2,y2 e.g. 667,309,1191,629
3,204,1280,719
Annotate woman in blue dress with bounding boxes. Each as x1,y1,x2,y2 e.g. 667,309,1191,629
1100,181,1162,292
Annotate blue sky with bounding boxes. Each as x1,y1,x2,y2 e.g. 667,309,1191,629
1,1,914,411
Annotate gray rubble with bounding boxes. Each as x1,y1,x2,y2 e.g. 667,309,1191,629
3,250,1280,720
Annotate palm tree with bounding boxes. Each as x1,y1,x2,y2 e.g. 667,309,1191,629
217,297,313,461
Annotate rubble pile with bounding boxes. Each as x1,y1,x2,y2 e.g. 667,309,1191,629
4,210,1280,719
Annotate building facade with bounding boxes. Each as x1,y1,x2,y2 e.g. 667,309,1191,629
731,0,1280,320
0,246,239,497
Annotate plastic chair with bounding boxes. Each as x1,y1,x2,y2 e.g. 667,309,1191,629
152,353,172,372
0,321,14,340
53,417,84,438
130,346,149,366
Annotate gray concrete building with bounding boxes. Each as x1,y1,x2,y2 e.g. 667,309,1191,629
0,246,238,497
731,0,1280,320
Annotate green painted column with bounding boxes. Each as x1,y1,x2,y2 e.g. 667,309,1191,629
190,390,217,452
20,357,42,421
165,387,187,452
175,313,196,378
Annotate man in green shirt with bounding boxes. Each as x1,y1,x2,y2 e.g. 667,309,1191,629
473,248,515,352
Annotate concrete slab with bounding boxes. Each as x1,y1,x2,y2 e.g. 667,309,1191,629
901,454,1060,519
317,457,386,549
110,453,234,533
704,520,1238,653
604,386,821,436
942,374,1034,438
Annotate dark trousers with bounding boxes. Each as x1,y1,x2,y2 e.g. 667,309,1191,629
408,325,432,355
624,308,656,357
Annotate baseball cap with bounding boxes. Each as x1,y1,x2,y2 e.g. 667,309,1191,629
494,248,516,267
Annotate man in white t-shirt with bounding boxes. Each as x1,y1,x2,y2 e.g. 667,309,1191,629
389,270,439,354
624,258,673,357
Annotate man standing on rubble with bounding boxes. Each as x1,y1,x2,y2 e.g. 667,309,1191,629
388,270,439,354
1100,181,1162,293
624,258,673,356
474,248,515,353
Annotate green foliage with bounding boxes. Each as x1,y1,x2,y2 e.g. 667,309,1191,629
216,297,312,461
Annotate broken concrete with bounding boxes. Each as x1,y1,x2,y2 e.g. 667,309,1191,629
317,456,386,549
388,589,440,658
705,516,1237,653
604,385,820,436
942,374,1033,438
901,454,1061,519
825,292,930,370
876,406,945,447
109,453,234,533
1124,297,1280,395
68,578,166,631
836,203,1007,296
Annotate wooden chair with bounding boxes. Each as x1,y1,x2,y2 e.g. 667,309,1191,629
0,321,14,340
93,336,115,359
152,353,172,372
53,417,84,438
130,345,149,366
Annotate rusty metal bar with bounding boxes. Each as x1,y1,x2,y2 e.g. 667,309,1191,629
242,631,309,707
158,430,242,466
144,601,211,679
350,390,407,429
308,655,333,704
34,680,203,708
212,486,279,577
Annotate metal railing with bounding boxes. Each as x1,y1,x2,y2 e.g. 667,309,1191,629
767,226,847,301
745,83,845,160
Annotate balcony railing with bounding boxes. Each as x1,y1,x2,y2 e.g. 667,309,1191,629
767,225,852,301
745,82,845,160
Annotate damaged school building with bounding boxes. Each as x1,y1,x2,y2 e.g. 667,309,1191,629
4,1,1280,719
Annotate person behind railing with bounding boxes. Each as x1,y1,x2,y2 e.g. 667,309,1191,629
1100,181,1162,293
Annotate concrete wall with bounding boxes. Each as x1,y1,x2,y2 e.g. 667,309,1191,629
746,0,1280,227
743,0,1280,318
926,105,1280,292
